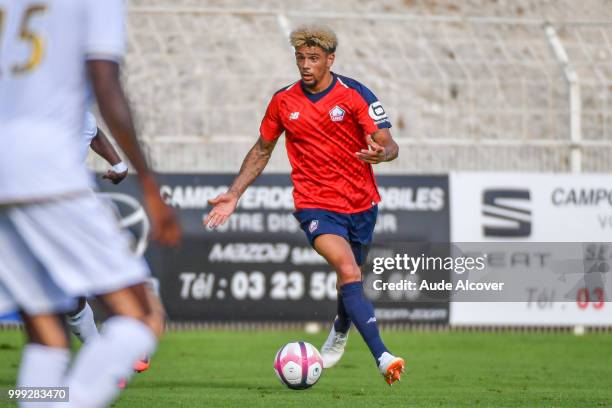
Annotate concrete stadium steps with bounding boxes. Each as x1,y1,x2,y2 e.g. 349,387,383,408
128,0,611,22
87,1,612,172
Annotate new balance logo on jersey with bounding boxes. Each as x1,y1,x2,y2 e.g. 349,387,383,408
309,220,319,233
366,317,377,324
329,106,345,122
289,112,300,120
482,189,532,237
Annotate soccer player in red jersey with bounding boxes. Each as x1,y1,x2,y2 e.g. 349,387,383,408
205,25,404,385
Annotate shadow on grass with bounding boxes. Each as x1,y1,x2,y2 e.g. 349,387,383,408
131,380,281,393
130,380,371,399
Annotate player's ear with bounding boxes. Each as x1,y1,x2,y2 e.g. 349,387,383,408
326,52,335,68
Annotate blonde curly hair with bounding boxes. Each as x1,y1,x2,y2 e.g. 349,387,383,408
289,25,338,53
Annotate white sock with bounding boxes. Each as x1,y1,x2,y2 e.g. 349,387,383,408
64,316,157,408
17,344,71,408
66,302,99,344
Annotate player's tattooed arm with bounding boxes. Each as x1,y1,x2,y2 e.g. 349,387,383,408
229,137,278,197
204,136,278,229
356,128,399,164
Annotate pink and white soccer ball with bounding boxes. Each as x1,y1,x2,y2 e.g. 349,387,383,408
273,341,324,389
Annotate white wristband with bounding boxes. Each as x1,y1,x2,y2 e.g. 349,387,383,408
112,162,128,173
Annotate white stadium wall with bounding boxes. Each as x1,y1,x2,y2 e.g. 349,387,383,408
88,0,612,174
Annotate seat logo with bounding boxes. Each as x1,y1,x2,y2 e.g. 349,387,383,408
482,189,532,237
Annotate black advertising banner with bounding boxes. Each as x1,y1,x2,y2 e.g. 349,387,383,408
97,174,450,323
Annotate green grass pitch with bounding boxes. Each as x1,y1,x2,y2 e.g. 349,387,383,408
0,329,611,407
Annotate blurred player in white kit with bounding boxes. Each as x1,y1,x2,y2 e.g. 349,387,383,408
0,0,181,406
66,111,151,375
64,111,128,346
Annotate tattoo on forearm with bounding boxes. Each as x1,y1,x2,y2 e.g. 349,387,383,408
229,138,275,197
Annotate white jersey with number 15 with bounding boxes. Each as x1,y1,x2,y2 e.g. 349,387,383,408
0,0,126,203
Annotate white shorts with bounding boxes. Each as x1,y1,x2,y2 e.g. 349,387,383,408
0,193,150,315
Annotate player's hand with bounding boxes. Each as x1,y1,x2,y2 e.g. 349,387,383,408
142,178,181,246
356,135,388,164
102,169,128,185
204,191,239,229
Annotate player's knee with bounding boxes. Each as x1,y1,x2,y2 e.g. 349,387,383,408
336,262,361,286
141,288,166,339
143,307,165,339
110,306,162,338
22,314,70,348
110,306,163,339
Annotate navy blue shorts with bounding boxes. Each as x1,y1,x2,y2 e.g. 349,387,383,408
293,205,378,266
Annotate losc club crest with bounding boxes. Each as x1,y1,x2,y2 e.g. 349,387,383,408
329,106,345,122
309,220,319,233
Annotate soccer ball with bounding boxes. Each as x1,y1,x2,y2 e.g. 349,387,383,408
273,341,324,390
